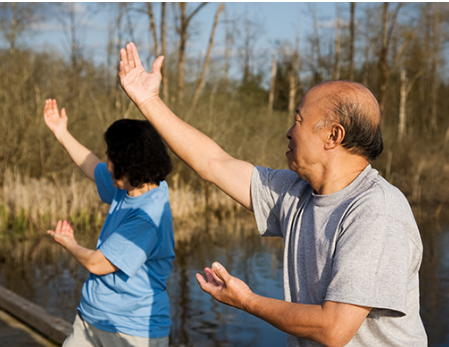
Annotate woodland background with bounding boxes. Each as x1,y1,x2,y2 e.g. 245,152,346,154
0,2,448,233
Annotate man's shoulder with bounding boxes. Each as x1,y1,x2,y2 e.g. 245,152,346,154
357,168,410,212
253,166,307,191
346,168,419,238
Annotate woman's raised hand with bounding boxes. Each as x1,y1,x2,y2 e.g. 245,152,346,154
43,99,68,137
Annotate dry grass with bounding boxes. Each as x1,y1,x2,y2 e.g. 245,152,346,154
0,170,244,237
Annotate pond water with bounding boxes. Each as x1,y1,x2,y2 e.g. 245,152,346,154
0,207,448,346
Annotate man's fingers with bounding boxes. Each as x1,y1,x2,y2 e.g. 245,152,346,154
204,267,218,285
120,48,130,75
126,43,136,70
129,42,143,67
196,273,207,288
151,56,165,76
211,262,230,283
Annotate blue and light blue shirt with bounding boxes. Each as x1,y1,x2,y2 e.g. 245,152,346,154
78,163,175,338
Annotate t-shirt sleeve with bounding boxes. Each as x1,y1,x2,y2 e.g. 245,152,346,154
94,162,117,204
99,218,159,278
251,166,299,237
325,214,410,316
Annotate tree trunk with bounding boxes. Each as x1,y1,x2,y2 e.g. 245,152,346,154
334,3,341,80
429,3,440,133
349,2,356,81
160,3,169,103
223,10,234,92
190,3,224,113
378,2,389,119
9,3,17,56
398,69,407,142
268,50,277,114
177,3,187,106
176,2,208,107
288,50,300,115
147,2,158,57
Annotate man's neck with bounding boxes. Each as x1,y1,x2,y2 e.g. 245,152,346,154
307,156,369,195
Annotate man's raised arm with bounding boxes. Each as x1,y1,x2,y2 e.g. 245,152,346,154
118,42,254,211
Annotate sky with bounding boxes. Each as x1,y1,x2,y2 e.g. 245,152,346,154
13,2,344,75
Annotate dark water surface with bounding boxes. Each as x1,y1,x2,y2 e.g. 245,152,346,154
0,208,448,346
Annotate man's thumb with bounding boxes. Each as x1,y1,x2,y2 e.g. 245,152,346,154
152,56,165,75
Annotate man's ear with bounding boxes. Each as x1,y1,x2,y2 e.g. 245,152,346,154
325,123,345,149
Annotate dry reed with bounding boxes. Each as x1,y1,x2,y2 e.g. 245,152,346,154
0,170,243,236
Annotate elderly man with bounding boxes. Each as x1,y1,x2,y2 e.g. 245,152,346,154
118,42,427,346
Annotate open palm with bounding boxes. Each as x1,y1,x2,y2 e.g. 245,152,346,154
118,42,164,108
47,220,77,247
43,99,68,136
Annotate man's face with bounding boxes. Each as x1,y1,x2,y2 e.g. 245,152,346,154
107,159,131,190
285,88,329,176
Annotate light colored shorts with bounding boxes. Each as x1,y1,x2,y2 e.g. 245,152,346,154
62,313,169,347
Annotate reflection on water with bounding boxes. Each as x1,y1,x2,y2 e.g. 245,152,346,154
0,208,448,346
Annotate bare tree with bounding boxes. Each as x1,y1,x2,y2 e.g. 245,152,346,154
237,12,264,84
349,3,356,80
398,68,423,142
160,3,169,103
175,2,208,107
429,3,440,133
288,40,300,115
268,50,277,113
190,3,224,113
378,2,403,119
334,3,341,80
0,3,44,56
147,3,159,56
223,9,236,92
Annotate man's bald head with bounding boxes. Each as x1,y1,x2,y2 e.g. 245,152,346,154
310,80,383,161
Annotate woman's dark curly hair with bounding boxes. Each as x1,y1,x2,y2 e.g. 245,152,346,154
104,119,172,187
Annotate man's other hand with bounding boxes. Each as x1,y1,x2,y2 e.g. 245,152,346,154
196,262,255,311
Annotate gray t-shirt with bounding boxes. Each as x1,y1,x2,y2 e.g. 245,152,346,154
251,165,427,346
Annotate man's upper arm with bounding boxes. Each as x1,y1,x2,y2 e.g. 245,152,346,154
208,155,255,211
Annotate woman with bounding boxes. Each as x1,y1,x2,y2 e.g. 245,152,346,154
44,99,174,347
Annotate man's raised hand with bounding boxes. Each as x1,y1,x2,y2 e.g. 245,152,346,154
118,42,164,108
44,99,68,137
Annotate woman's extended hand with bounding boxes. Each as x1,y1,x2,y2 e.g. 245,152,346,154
47,220,77,248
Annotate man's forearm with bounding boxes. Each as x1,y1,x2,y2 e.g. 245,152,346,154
243,294,369,347
54,129,101,181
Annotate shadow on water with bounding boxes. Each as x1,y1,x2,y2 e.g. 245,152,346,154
0,206,448,346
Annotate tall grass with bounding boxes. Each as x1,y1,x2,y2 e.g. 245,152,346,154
0,169,246,238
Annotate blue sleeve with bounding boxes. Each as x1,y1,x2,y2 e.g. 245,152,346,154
94,163,117,204
99,218,159,278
